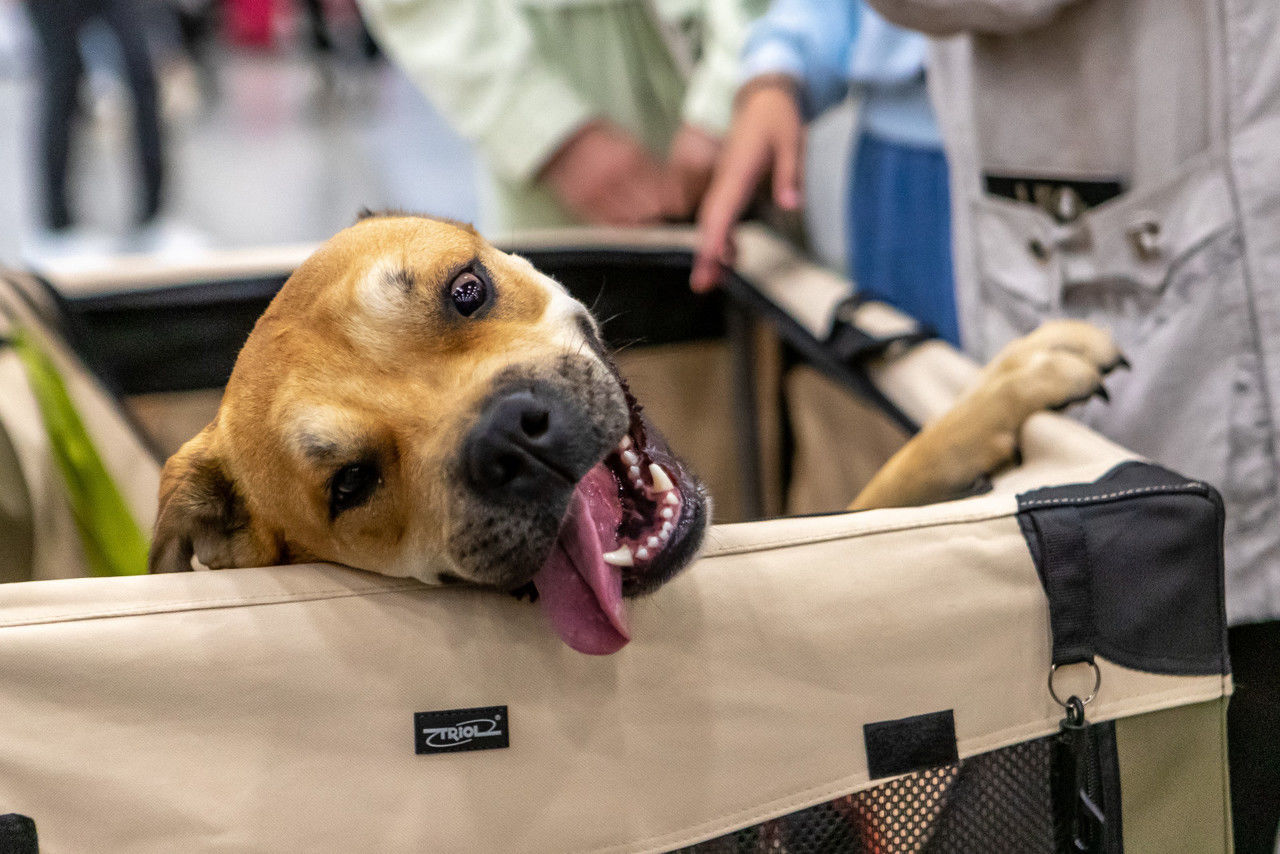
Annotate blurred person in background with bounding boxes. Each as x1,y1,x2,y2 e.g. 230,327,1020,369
24,0,165,234
168,0,219,101
692,0,956,345
356,0,766,232
300,0,379,62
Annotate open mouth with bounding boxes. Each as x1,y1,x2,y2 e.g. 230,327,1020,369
530,380,705,655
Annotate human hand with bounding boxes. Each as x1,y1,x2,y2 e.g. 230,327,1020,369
539,121,678,226
691,76,805,292
664,123,722,222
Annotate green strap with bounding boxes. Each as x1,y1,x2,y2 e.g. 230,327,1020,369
10,326,150,576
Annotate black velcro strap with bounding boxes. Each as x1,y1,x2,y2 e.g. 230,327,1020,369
0,813,38,854
1019,505,1096,666
864,709,959,779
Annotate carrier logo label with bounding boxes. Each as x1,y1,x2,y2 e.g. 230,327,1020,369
415,706,509,755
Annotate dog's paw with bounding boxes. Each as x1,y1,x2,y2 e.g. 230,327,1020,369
985,320,1124,373
1022,319,1126,374
983,321,1125,409
1008,347,1114,414
959,323,1124,471
848,321,1126,510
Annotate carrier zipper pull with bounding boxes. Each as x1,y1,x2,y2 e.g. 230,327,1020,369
1052,695,1106,853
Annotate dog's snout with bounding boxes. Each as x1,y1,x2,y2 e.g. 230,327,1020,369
463,388,595,500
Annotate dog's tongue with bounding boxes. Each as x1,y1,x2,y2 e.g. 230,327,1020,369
533,464,630,655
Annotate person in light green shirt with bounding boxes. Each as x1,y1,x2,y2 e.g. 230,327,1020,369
358,0,765,231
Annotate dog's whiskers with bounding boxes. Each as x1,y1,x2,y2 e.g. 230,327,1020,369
587,284,607,315
609,338,646,356
595,311,625,329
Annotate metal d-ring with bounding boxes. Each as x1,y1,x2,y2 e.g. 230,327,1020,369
1048,660,1102,708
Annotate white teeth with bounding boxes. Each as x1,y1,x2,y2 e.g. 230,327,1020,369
647,536,661,549
659,529,670,542
602,545,634,567
664,492,679,505
661,522,673,536
619,435,632,450
628,465,641,480
648,464,674,492
661,507,674,520
636,547,650,561
621,450,639,466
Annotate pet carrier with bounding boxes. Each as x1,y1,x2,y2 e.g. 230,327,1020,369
0,227,1230,853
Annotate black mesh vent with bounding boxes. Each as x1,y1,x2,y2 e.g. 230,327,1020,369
677,734,1060,854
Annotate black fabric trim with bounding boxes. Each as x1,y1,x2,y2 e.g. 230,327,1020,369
864,709,959,779
0,813,38,854
1017,461,1229,676
58,274,292,394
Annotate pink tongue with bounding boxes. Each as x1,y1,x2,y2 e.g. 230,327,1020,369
533,464,630,655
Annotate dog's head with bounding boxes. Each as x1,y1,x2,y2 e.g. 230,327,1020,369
150,213,709,653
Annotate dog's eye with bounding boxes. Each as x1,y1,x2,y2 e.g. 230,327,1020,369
449,270,488,317
330,461,380,517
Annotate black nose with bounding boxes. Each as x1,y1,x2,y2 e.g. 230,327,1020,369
463,388,596,500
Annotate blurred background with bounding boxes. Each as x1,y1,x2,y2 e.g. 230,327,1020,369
0,0,850,269
0,0,483,264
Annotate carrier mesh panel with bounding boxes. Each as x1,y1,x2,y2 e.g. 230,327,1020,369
677,735,1056,854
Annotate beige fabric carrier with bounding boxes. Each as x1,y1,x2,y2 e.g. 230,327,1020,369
0,228,1231,853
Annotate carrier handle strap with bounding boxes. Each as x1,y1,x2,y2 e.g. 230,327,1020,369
825,296,936,365
1019,504,1096,667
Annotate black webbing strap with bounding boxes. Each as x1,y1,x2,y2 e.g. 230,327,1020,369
825,297,935,365
1020,505,1096,666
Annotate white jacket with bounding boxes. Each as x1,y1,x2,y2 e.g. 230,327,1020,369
869,0,1280,625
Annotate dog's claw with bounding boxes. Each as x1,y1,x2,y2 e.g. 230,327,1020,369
1094,384,1110,403
1105,355,1131,374
1051,391,1098,412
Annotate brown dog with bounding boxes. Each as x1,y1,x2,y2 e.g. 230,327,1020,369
149,213,1121,654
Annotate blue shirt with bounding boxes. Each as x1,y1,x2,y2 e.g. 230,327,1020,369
739,0,941,149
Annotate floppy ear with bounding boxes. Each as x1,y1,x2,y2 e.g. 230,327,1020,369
149,426,276,573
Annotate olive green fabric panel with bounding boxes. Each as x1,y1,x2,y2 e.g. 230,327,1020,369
1116,698,1232,854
